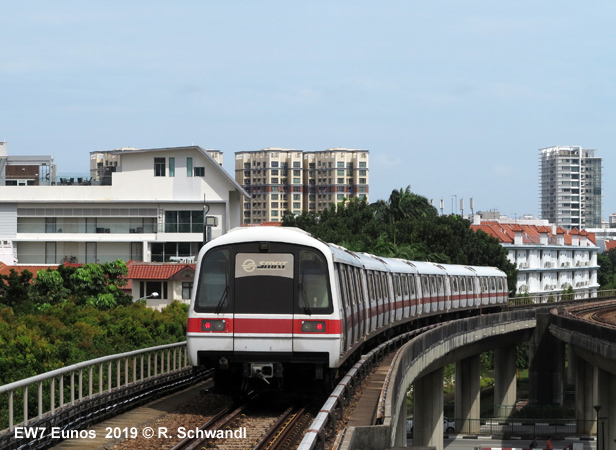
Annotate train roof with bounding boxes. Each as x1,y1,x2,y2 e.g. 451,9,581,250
205,227,506,278
464,265,505,277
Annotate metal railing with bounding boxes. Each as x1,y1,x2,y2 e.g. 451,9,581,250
297,325,438,450
507,289,616,307
0,342,190,435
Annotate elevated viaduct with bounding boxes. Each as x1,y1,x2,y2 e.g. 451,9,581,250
341,303,616,450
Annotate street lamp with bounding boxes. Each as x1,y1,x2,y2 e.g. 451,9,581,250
134,292,159,302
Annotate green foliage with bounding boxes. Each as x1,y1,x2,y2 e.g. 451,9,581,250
283,186,517,292
0,301,188,387
480,377,495,389
598,249,616,290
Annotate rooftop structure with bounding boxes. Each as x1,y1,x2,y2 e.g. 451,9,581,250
0,145,248,271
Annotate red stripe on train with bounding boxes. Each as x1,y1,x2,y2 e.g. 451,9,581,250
188,317,342,334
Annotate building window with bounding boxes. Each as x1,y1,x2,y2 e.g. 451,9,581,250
187,157,193,177
271,169,279,175
165,210,204,233
182,282,193,300
293,162,301,168
45,217,57,233
293,178,301,184
169,157,175,177
359,162,366,168
194,167,205,177
271,202,279,208
271,161,279,168
293,202,301,208
140,281,168,299
151,242,197,262
154,158,166,177
271,178,279,184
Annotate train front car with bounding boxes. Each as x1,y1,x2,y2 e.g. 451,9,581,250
187,227,340,392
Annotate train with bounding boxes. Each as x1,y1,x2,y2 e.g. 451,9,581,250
187,226,508,391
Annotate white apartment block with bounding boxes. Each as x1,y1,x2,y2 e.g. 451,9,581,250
0,145,248,265
539,146,602,230
472,221,600,301
235,148,369,225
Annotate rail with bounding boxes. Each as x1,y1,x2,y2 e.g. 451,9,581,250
0,341,197,448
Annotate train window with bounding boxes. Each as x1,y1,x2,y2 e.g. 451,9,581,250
195,248,231,312
337,265,349,308
452,277,458,293
375,272,382,300
460,277,466,292
421,276,429,295
299,249,332,312
490,278,496,291
402,276,409,297
394,275,401,297
409,276,416,297
382,273,389,298
480,278,487,292
431,277,438,295
367,271,374,299
498,278,504,291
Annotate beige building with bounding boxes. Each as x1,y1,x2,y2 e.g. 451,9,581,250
235,148,369,224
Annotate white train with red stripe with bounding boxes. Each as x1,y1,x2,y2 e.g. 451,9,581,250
187,226,508,391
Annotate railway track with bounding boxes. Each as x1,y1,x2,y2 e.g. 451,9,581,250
169,392,319,450
564,299,616,329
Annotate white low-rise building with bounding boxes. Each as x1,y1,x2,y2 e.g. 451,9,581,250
472,221,599,301
0,145,249,265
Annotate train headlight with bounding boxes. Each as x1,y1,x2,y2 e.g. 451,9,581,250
301,321,326,333
201,319,225,332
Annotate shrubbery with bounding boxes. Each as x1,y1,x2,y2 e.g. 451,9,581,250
0,300,188,386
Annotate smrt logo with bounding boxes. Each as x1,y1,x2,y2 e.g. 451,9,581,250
241,259,287,273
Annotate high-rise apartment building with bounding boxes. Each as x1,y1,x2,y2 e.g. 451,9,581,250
539,146,602,230
235,148,369,224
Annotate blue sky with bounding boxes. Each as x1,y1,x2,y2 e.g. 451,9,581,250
2,2,615,220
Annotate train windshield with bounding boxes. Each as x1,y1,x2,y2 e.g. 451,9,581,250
195,248,231,312
194,243,332,315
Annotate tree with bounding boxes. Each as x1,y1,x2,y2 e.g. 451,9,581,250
0,269,34,313
283,187,517,291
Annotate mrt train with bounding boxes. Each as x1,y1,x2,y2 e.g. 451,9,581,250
187,226,508,390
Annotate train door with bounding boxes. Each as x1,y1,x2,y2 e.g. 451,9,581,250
394,275,402,321
402,275,410,319
335,264,348,352
480,277,487,306
459,277,466,308
421,275,430,314
413,275,421,316
409,275,417,316
386,273,394,325
351,267,366,338
489,277,497,304
430,276,438,312
234,250,295,354
374,270,385,328
444,276,451,311
450,276,459,310
367,271,378,332
341,266,357,346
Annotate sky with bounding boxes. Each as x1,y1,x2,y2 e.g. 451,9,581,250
2,2,615,220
